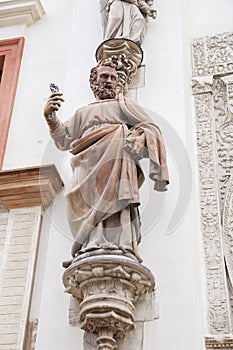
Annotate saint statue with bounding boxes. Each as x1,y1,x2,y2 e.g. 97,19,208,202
100,0,157,45
44,63,169,263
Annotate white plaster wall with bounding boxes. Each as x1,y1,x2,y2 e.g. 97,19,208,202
1,0,233,349
188,0,233,38
34,195,83,350
2,0,77,170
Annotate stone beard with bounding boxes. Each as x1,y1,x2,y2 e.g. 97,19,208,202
89,64,117,100
92,81,116,100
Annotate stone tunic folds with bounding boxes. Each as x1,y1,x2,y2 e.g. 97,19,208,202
50,97,169,261
102,0,148,44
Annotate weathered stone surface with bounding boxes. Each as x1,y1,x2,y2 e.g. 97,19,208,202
100,0,157,45
96,38,143,94
192,32,233,77
192,31,233,346
63,255,156,350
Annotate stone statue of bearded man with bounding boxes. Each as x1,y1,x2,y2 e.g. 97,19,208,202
44,63,168,263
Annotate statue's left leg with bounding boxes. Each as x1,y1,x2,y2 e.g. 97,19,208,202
118,206,142,261
104,1,124,40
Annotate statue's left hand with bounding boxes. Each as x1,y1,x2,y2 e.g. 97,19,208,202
131,136,145,160
124,133,145,160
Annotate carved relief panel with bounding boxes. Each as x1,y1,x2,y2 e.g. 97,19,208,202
192,32,233,349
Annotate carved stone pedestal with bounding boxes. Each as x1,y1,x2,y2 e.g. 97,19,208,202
63,255,155,350
96,38,143,94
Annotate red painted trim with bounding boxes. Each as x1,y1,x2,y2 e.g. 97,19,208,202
0,37,24,170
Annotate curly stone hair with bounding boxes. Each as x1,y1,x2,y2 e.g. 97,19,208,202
89,61,116,96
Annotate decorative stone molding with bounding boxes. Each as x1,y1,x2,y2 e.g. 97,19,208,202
192,79,232,335
63,255,155,350
192,32,233,77
96,39,143,94
0,164,63,210
0,37,24,170
223,174,233,290
192,78,213,95
192,31,233,346
24,319,38,350
221,74,233,116
212,78,233,213
206,337,233,349
0,0,45,27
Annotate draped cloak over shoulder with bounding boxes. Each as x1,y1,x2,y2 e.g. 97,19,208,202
50,97,169,260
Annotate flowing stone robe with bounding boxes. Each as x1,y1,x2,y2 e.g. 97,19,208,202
50,97,169,260
101,0,151,44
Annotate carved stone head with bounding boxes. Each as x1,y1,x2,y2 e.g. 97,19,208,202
89,62,118,100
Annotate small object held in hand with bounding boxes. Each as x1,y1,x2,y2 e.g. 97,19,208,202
50,83,59,93
48,83,60,122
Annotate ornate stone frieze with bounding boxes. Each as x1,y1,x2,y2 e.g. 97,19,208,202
63,255,155,350
221,75,233,116
192,80,232,334
227,277,233,323
192,31,233,344
192,32,233,77
212,78,233,212
192,79,213,95
223,174,233,292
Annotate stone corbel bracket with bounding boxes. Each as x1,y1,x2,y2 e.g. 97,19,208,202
96,38,143,95
0,0,45,27
63,255,155,350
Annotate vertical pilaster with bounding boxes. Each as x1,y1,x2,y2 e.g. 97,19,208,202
0,207,42,350
192,80,232,335
192,31,233,348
